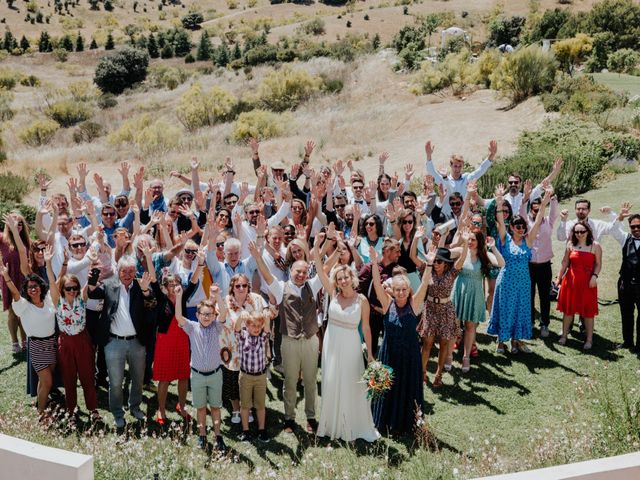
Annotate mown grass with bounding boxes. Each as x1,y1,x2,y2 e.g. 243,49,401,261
590,72,640,98
1,171,640,479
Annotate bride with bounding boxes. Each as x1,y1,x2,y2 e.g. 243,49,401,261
312,229,380,442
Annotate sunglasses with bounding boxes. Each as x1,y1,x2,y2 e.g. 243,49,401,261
513,224,527,230
218,212,229,218
630,224,640,230
472,221,483,227
402,220,414,225
234,283,249,290
574,229,587,235
70,242,86,248
216,242,225,248
291,206,304,211
365,222,376,227
247,210,260,215
34,246,46,252
500,209,510,214
434,259,445,264
179,196,193,202
64,286,80,292
352,185,364,190
335,204,346,209
114,202,128,208
450,202,462,207
102,211,116,217
508,181,520,185
184,249,198,255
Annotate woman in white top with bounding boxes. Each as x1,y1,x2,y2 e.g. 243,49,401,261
1,264,56,419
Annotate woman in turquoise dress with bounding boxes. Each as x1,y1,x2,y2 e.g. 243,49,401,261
487,185,551,354
452,231,504,372
369,246,432,434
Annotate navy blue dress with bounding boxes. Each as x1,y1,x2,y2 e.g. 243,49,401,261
373,300,423,434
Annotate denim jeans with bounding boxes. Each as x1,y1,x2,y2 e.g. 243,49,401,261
105,337,146,424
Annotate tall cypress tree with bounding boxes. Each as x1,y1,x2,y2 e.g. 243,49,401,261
89,38,98,49
38,31,52,52
75,33,84,52
105,32,115,50
196,30,211,61
3,30,17,51
147,33,159,58
19,35,30,51
232,42,241,60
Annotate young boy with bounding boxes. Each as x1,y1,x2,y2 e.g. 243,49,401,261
175,285,227,451
235,309,271,442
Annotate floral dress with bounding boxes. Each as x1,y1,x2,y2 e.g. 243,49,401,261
420,267,460,340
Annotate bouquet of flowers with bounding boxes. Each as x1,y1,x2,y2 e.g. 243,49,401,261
361,361,394,401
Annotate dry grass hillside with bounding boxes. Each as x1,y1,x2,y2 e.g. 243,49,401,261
3,49,553,204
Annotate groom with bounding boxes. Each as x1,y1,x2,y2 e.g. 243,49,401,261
250,242,322,433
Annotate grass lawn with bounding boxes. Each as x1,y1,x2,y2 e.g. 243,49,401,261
1,172,640,479
590,72,640,97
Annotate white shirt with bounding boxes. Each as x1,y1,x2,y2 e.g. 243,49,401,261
556,213,627,246
266,276,322,304
12,295,56,338
237,201,291,258
111,284,137,336
505,184,543,215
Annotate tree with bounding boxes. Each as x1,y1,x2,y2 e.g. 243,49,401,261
526,8,571,43
232,42,241,60
75,33,84,52
38,31,52,52
93,47,149,94
422,13,441,49
147,33,159,58
19,35,30,51
160,43,174,58
214,43,229,66
181,12,204,30
104,0,114,11
372,33,380,50
553,33,593,76
90,38,98,50
88,0,99,10
488,15,526,47
607,48,640,74
60,35,73,52
586,0,640,50
172,29,192,57
105,32,115,50
196,30,211,61
3,30,17,51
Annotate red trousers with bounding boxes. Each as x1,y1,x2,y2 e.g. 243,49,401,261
58,330,98,412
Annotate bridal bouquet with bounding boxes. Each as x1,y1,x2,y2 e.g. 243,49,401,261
362,361,394,401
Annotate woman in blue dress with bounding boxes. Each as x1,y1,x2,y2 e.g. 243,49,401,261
369,245,433,434
487,185,551,354
452,232,504,372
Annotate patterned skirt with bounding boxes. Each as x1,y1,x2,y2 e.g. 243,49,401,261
29,335,57,372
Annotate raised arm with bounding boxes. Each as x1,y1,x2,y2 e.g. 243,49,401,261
412,248,434,311
466,140,497,181
424,141,445,185
174,285,187,327
526,188,552,248
249,240,274,286
211,284,227,322
494,184,507,245
410,226,426,269
0,262,21,301
312,232,333,293
119,161,131,195
454,229,470,271
44,245,60,305
486,236,505,268
4,214,30,276
369,246,391,313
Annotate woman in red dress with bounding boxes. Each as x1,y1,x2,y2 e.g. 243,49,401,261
556,221,602,350
152,254,205,425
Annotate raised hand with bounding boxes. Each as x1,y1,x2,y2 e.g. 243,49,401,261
280,182,292,202
43,244,54,263
560,209,569,222
210,284,221,299
77,162,89,180
384,203,397,223
93,172,105,189
0,262,9,279
248,240,259,257
393,196,402,212
404,163,415,180
248,137,260,156
191,157,201,171
552,157,563,173
224,157,234,172
118,161,130,178
333,159,345,176
494,183,506,200
423,175,435,194
378,151,389,165
467,179,478,195
256,214,267,238
415,225,425,239
369,245,378,263
599,206,612,215
290,163,301,179
425,248,436,265
174,284,183,297
523,179,532,199
437,183,447,203
137,271,152,291
66,176,79,193
424,141,435,160
133,166,145,190
326,222,336,240
295,224,306,240
619,201,633,220
486,236,496,249
196,247,206,265
36,172,52,191
304,140,315,158
314,231,326,249
337,175,346,190
488,139,498,160
256,165,268,179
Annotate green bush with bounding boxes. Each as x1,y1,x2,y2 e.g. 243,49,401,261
478,117,640,200
181,12,204,30
0,90,14,121
475,49,501,88
108,114,153,145
541,74,625,114
72,121,104,143
230,109,289,143
487,15,526,47
0,172,31,202
97,93,118,109
256,66,323,112
45,99,93,127
607,48,640,74
0,69,19,89
0,201,36,230
411,49,477,95
18,118,60,146
147,66,191,90
526,8,572,43
134,118,181,155
299,18,326,36
93,47,149,94
176,83,238,131
491,45,557,104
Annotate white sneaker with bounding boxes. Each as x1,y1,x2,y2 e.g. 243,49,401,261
231,411,241,424
249,413,254,423
540,326,549,338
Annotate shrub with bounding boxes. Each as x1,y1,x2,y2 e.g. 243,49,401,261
256,66,323,112
541,74,625,114
45,100,93,128
176,83,238,131
93,47,149,94
487,15,526,47
20,75,40,87
0,201,36,229
410,63,445,94
108,114,153,145
147,66,191,90
181,12,204,30
491,45,557,104
478,117,639,200
231,110,289,143
411,49,477,95
0,69,18,89
19,119,60,146
475,49,501,88
67,80,99,101
526,8,572,43
72,121,104,143
552,33,593,75
97,93,118,109
133,118,181,155
0,90,14,121
607,48,640,74
299,18,326,36
52,48,68,62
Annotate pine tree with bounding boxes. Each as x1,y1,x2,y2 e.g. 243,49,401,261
160,43,174,58
3,30,17,51
38,31,52,52
105,32,115,50
214,43,229,67
61,34,73,51
89,38,98,49
372,33,380,50
104,0,113,11
196,30,211,61
19,35,30,51
147,33,159,58
172,29,191,57
75,33,84,52
232,42,241,60
157,32,166,48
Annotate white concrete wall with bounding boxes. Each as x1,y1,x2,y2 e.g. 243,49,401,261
0,433,93,480
473,451,640,480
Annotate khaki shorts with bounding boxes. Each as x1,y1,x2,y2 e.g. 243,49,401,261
239,371,267,410
191,368,222,409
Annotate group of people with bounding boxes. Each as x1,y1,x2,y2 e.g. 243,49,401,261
1,137,639,449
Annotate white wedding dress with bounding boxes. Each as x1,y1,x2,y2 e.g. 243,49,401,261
317,297,380,442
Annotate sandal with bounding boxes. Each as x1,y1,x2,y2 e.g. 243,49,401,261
510,344,519,354
11,342,21,355
155,413,166,426
496,343,506,354
461,356,470,373
558,336,567,346
583,341,592,351
432,374,443,388
470,343,479,358
175,404,192,422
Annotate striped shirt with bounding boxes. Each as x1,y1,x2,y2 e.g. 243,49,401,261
181,320,222,372
235,330,268,374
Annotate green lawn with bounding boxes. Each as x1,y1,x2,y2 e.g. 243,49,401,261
1,172,640,479
590,72,640,97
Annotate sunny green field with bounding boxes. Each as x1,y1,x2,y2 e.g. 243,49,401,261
1,171,640,480
591,72,640,98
